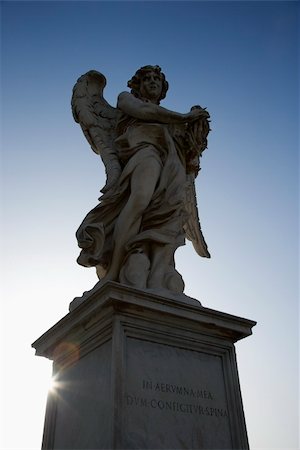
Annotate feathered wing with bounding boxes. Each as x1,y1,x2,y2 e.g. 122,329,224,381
71,70,121,193
184,174,210,258
183,110,211,258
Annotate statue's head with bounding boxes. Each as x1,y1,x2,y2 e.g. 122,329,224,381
128,65,169,104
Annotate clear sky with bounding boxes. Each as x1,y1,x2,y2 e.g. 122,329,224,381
1,1,299,449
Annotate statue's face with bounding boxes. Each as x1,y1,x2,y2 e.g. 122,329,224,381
139,71,163,102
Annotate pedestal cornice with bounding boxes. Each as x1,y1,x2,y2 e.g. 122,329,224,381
32,282,256,361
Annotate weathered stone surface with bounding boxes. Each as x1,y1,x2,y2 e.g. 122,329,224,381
71,66,211,296
32,282,256,449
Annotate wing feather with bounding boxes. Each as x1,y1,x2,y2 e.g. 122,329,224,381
184,174,210,258
71,70,121,192
183,107,211,257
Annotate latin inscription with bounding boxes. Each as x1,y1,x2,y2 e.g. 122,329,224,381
142,380,214,400
126,395,228,418
125,379,228,419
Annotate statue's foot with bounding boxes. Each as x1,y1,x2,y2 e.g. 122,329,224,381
68,280,104,312
99,269,119,284
68,269,120,312
69,295,85,312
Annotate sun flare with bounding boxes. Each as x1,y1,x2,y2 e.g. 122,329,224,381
48,375,60,393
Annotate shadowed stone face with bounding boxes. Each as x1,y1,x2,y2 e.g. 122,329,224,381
139,70,163,103
33,283,255,449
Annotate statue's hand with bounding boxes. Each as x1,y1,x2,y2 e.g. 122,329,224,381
184,107,209,123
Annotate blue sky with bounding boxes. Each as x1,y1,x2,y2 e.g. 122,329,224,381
1,1,299,449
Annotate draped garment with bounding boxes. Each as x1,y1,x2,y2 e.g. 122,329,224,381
76,120,188,276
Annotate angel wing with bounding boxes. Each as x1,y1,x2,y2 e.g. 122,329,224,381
71,70,121,193
184,174,210,258
183,110,211,258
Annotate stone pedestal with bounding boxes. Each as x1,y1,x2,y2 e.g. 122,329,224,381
32,282,256,450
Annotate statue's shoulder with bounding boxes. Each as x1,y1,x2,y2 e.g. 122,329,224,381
118,91,131,98
117,91,133,106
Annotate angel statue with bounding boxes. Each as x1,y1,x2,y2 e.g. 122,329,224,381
71,65,210,300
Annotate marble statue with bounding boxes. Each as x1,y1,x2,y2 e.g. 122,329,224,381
71,65,210,295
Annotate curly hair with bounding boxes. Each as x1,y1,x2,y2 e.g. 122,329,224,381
127,65,169,103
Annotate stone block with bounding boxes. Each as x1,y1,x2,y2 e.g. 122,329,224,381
32,282,256,449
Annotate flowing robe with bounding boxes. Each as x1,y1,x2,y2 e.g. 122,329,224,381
76,115,189,284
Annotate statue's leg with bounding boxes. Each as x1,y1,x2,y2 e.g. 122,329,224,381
147,243,171,289
148,243,185,293
104,153,161,282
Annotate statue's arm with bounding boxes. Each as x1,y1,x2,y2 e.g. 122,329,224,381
117,92,205,124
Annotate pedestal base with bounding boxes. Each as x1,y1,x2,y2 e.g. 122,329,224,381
32,282,256,450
